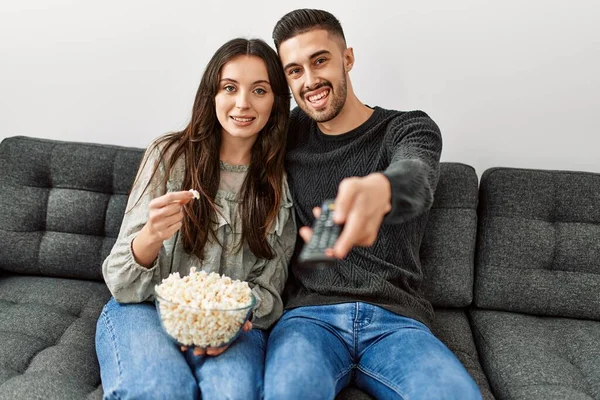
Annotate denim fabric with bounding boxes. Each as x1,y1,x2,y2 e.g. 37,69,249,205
95,298,266,400
264,303,482,400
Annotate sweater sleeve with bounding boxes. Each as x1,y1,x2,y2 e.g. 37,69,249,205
102,142,173,303
246,177,297,330
381,112,442,224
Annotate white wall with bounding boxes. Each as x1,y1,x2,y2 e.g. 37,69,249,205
1,0,599,176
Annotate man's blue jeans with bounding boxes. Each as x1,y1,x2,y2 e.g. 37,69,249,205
95,297,267,400
264,303,482,400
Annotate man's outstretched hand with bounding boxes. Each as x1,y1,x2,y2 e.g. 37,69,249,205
299,172,391,259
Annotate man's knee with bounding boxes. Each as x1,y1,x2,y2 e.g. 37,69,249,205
415,368,481,400
264,378,336,400
264,358,339,400
437,370,482,400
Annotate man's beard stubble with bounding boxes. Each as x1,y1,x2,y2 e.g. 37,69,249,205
298,71,348,123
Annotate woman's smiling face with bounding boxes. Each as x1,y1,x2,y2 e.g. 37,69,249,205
215,55,275,145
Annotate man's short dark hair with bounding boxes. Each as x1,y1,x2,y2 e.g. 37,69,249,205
272,9,346,50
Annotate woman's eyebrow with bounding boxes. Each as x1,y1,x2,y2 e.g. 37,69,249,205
220,78,271,85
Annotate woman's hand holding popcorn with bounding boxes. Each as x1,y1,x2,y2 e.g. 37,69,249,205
132,190,197,267
144,190,195,243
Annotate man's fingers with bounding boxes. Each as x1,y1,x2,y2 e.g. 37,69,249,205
334,178,358,224
297,206,324,244
334,211,381,258
312,207,321,218
332,213,361,258
180,346,188,352
299,226,313,243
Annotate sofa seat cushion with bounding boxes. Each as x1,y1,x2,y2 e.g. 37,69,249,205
471,309,600,400
432,308,495,400
0,274,110,399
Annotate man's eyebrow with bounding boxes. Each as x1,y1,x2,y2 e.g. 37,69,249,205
283,50,332,71
220,78,271,85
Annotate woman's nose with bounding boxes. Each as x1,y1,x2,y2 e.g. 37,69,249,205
235,92,250,110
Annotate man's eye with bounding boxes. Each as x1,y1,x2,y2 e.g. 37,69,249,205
315,58,326,65
288,68,300,75
254,88,266,95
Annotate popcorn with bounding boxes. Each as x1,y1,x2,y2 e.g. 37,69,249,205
188,189,200,200
155,268,253,348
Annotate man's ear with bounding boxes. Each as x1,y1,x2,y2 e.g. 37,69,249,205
344,47,355,72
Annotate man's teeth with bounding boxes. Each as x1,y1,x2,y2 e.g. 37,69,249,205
308,90,329,102
232,117,253,122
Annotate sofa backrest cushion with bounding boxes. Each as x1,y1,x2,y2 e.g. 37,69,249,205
0,136,143,281
475,167,600,320
420,163,479,308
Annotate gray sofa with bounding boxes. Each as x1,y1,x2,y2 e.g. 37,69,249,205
0,136,598,400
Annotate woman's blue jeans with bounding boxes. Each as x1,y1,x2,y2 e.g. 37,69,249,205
264,303,482,400
95,297,266,400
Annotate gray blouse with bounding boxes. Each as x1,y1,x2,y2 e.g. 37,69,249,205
102,143,297,330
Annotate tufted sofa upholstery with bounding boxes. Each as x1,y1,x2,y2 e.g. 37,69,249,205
0,137,142,399
472,168,600,399
1,136,599,400
421,163,495,399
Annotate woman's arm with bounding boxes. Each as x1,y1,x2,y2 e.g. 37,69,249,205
102,143,191,303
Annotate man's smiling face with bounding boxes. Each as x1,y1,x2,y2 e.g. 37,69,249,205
279,29,350,123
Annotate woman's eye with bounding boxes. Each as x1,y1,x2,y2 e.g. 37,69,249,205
254,88,266,95
224,85,235,92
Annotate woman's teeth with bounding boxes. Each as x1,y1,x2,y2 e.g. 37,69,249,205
232,117,253,122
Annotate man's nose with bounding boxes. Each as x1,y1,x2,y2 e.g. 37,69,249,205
304,70,320,91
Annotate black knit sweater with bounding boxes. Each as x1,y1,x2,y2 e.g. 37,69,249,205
284,106,442,327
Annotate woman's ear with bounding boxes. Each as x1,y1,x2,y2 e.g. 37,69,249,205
344,47,355,72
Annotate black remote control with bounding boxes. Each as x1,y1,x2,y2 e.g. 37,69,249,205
298,199,342,266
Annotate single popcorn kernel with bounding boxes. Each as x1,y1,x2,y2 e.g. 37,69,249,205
188,189,200,200
155,268,254,348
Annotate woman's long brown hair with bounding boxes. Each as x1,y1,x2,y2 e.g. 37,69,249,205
135,38,290,260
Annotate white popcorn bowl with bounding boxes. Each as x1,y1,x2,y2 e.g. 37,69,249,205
155,293,255,349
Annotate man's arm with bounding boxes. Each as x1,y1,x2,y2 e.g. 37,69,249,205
381,113,442,223
328,112,442,258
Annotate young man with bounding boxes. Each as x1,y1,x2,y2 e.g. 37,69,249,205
264,9,482,400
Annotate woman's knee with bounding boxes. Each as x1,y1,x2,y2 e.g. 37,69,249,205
195,334,266,400
105,378,198,400
199,373,262,400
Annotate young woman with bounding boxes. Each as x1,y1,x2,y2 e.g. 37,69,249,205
96,38,295,400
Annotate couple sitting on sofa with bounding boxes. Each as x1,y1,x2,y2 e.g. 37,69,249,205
97,8,481,400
